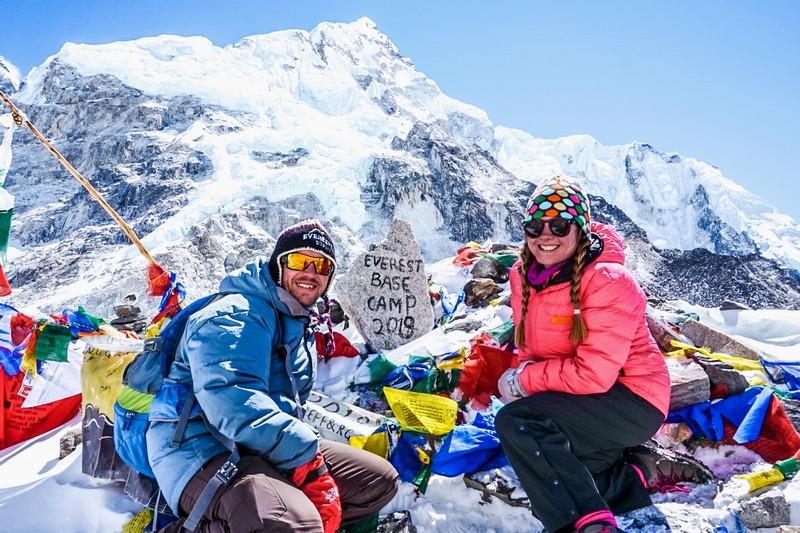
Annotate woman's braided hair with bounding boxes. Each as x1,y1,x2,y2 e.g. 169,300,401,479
514,244,535,348
514,231,591,348
568,234,590,343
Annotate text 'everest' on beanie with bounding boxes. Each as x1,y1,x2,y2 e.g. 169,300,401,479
523,175,591,236
268,219,337,285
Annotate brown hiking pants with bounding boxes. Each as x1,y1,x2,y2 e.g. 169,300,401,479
160,440,399,532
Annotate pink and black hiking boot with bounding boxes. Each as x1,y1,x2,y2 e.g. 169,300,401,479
575,510,627,533
625,440,717,494
577,522,626,533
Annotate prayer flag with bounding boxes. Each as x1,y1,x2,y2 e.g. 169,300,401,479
0,208,11,265
0,113,16,295
0,113,16,187
0,263,10,297
34,323,72,362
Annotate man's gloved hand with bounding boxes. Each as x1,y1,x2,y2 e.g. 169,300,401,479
290,451,342,533
497,365,528,403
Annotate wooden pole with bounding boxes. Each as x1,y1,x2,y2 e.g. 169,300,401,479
0,89,160,267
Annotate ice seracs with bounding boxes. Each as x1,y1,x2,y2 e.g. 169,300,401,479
3,18,799,315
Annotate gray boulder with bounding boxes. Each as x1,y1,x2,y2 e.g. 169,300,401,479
471,256,509,283
335,219,434,350
693,355,749,398
464,278,502,307
681,319,763,360
666,356,710,411
720,300,752,311
738,490,791,529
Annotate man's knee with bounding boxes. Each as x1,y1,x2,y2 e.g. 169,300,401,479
321,440,399,509
371,469,400,509
350,457,400,511
216,473,322,532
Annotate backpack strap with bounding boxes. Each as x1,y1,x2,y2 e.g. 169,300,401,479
183,445,240,531
170,393,196,448
180,395,242,531
167,292,229,448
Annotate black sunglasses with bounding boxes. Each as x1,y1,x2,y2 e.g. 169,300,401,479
523,218,575,238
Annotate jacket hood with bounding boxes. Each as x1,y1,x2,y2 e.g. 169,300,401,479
591,222,625,265
218,258,309,317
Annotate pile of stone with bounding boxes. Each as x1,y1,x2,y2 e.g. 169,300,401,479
647,307,761,410
108,294,149,333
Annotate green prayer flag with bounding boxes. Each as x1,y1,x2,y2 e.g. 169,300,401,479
487,319,515,345
0,208,12,265
367,353,397,383
77,306,105,328
434,368,461,394
483,251,519,268
411,369,436,394
775,458,800,479
413,463,433,494
34,323,72,362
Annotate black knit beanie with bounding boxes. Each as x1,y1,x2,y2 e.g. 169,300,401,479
268,219,337,291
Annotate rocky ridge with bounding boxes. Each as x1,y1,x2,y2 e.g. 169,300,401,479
2,23,799,316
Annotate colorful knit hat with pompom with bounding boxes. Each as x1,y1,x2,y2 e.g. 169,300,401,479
523,175,591,236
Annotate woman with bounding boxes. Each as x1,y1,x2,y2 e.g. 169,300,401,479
494,175,671,533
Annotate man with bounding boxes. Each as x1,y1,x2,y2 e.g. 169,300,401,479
147,219,399,532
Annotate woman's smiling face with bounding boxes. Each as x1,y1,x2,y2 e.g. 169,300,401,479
525,217,579,267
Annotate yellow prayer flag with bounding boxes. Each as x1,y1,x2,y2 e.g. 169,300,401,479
383,387,457,435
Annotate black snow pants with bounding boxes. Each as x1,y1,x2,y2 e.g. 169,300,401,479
495,382,665,533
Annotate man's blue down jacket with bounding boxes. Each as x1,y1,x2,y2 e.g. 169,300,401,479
146,258,318,512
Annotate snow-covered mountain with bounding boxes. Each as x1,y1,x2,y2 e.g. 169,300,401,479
3,17,800,314
0,55,21,93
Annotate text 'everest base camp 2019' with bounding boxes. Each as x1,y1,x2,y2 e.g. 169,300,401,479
1,16,800,533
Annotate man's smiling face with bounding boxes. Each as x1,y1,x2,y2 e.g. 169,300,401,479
280,249,330,307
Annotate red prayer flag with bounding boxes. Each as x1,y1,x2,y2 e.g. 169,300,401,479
10,312,35,345
1,370,81,450
0,263,10,297
147,263,171,296
722,395,800,463
150,290,182,324
457,344,517,409
314,331,360,358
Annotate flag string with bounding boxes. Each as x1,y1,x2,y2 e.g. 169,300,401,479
0,89,169,289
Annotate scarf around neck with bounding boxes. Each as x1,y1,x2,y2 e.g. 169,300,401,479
526,258,569,287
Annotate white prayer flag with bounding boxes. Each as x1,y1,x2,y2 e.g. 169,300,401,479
0,113,16,188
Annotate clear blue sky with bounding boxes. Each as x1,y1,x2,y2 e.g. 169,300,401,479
2,1,799,221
